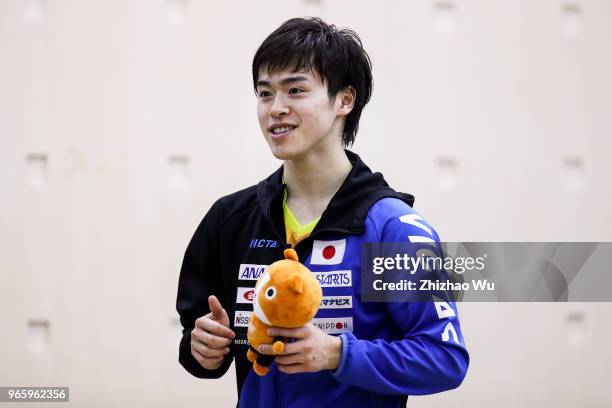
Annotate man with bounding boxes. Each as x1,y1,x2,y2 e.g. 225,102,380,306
176,17,469,407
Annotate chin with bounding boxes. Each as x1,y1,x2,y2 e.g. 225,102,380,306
269,146,298,161
267,141,303,161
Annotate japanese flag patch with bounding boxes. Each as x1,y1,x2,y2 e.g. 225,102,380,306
311,239,346,265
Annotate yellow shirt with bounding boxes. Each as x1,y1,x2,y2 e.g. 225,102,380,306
283,188,320,248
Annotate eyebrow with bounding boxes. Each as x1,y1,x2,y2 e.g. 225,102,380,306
256,75,310,88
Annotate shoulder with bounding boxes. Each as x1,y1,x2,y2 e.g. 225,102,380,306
215,184,259,216
366,197,441,243
194,184,259,235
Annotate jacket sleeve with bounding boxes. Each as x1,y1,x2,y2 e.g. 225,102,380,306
331,210,469,395
176,198,233,378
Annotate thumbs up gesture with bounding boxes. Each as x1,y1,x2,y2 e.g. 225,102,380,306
191,295,236,370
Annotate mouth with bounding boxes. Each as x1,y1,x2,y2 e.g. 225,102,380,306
269,125,297,140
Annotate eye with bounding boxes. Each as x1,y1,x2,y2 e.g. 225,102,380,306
288,88,304,95
258,90,272,98
265,286,276,299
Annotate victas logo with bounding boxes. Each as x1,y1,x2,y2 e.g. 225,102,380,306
312,270,352,287
236,287,255,304
250,239,278,248
312,317,353,334
237,264,268,281
234,311,251,328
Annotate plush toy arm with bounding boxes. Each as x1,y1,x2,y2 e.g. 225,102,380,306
272,336,285,353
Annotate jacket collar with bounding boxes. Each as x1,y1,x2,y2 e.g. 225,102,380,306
256,150,415,243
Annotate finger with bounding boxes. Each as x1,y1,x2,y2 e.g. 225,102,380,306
275,353,302,366
193,341,230,358
191,348,206,363
277,340,302,355
276,363,304,374
199,330,233,349
257,343,276,355
192,348,223,366
267,326,308,338
258,339,302,355
197,317,235,339
192,327,232,349
208,295,226,321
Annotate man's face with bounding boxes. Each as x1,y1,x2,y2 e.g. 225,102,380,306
256,67,346,161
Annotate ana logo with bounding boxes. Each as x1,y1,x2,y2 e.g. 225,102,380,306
234,311,251,327
236,287,255,304
320,296,353,309
312,317,353,334
312,270,352,287
237,264,268,281
311,239,346,265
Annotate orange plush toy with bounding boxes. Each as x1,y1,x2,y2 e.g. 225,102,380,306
246,248,322,376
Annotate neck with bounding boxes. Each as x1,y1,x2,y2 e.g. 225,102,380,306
283,143,352,202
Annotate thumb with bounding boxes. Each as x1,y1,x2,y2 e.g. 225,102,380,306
208,295,226,321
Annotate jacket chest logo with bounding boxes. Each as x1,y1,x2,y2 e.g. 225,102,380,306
311,239,346,265
237,264,268,280
249,238,278,248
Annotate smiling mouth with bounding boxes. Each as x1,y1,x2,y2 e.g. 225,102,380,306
270,126,296,139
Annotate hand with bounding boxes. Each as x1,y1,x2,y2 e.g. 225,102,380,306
257,324,342,374
191,295,236,370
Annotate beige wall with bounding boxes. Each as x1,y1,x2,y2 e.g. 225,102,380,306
1,0,611,406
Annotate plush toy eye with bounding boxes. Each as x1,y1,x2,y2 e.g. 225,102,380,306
265,286,276,300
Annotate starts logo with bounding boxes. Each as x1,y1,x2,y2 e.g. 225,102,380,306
312,270,352,287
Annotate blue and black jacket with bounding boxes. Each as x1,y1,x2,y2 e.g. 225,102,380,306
176,150,469,407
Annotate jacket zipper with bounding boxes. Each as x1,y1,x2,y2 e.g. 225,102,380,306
265,200,360,407
266,191,361,250
293,227,360,257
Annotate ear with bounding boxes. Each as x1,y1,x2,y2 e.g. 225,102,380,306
337,86,356,116
290,275,304,294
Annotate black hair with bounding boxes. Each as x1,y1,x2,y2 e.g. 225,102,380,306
252,17,373,147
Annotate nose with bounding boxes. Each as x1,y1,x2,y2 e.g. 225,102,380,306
270,94,289,118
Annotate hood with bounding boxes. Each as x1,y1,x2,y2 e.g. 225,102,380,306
256,150,415,243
